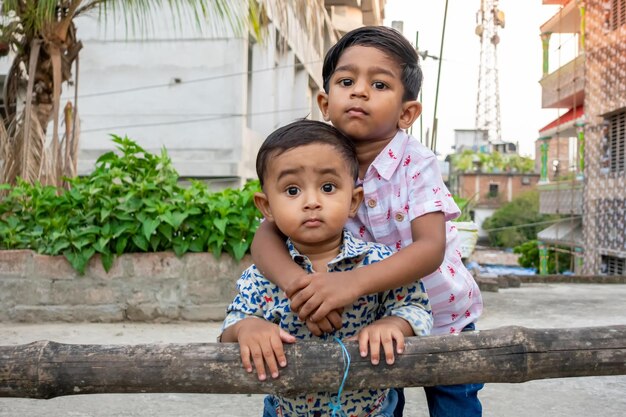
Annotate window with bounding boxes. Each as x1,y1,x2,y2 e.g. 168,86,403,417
611,0,626,30
488,183,499,197
607,110,626,174
600,255,626,275
521,176,531,185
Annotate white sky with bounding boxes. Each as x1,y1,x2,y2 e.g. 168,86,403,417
384,0,564,158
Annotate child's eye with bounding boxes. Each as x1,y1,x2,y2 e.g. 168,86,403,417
321,183,336,193
372,81,387,90
339,79,353,87
286,186,300,196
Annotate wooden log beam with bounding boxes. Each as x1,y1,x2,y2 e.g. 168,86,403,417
1,325,625,399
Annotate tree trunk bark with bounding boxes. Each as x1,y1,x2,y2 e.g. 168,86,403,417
1,325,624,399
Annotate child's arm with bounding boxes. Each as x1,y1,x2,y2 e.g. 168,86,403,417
288,211,446,322
251,220,344,334
221,317,296,381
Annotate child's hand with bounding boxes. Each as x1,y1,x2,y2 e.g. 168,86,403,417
233,318,296,381
349,317,410,366
304,309,344,336
286,270,360,322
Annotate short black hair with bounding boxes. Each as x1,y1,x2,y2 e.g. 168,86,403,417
256,119,359,187
322,25,422,101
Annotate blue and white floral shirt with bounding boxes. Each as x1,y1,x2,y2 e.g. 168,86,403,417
221,229,432,417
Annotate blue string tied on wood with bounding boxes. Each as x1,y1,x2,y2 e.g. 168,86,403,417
328,336,351,417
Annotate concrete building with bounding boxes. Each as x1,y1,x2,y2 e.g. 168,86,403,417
537,0,625,275
0,1,385,190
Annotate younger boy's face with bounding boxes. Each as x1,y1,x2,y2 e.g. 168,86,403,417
254,143,363,254
318,45,421,143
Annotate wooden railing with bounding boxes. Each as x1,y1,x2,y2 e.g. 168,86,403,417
1,325,624,399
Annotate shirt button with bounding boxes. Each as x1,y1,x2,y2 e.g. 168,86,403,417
395,212,405,222
367,199,377,208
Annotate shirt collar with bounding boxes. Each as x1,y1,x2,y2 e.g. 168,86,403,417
286,229,371,270
368,129,410,181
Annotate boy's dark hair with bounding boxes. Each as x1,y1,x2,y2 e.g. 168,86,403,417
322,25,422,101
256,119,359,187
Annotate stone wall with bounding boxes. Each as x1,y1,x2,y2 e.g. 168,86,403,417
0,250,252,323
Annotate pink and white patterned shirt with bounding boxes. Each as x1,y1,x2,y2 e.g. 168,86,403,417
346,129,483,335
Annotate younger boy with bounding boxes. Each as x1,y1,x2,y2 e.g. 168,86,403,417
251,27,484,417
220,119,433,417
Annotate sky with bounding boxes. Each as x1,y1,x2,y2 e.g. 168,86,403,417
383,0,563,158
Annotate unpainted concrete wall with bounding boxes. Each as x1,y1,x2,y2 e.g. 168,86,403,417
0,251,252,323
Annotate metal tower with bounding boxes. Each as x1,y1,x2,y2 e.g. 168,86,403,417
475,0,505,144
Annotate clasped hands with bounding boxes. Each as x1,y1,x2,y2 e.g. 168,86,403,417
233,271,408,381
285,270,360,336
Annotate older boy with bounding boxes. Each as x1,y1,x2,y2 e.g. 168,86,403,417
220,119,432,417
251,27,484,417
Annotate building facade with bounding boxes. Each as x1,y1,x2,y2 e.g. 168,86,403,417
0,1,385,190
537,0,626,275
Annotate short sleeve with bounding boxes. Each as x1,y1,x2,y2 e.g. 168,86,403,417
379,280,433,337
406,149,460,222
219,266,266,338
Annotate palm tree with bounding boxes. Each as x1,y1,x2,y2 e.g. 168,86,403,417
0,0,263,187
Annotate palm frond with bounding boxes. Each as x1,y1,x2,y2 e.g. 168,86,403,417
75,0,254,37
1,110,46,185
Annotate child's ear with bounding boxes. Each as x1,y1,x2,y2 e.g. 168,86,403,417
317,91,331,121
254,192,274,221
398,100,422,130
349,186,364,218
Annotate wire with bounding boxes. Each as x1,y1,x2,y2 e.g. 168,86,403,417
481,216,581,233
80,107,311,133
62,60,321,100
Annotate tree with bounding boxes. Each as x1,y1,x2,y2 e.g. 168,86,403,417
0,0,264,187
482,190,556,248
450,150,535,174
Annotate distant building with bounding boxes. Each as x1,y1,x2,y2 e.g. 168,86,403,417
453,129,517,155
450,129,534,238
536,0,625,275
454,172,540,238
453,129,490,153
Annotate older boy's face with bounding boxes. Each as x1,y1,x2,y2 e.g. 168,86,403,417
254,143,362,254
319,46,413,143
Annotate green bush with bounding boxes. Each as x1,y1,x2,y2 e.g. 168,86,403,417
514,240,572,274
0,136,262,274
482,190,556,248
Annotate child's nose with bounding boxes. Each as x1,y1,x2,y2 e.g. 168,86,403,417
303,194,321,210
350,80,369,98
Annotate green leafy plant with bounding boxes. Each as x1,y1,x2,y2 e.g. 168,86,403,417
514,240,572,274
452,195,475,222
0,136,262,274
482,190,557,248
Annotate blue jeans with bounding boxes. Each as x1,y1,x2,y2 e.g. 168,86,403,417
394,323,483,417
263,388,399,417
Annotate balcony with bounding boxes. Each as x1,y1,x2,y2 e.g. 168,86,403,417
540,54,585,109
538,180,583,215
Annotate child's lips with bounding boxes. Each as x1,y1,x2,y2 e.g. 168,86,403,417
303,218,322,227
347,107,368,116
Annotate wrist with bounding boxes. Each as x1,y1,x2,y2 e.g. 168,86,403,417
346,269,366,299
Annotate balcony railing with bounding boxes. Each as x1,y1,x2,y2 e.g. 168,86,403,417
540,54,585,109
538,180,583,215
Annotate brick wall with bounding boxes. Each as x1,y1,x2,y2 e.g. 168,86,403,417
458,173,540,208
0,250,252,323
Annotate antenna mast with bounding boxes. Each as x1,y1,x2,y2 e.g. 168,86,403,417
475,0,505,144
